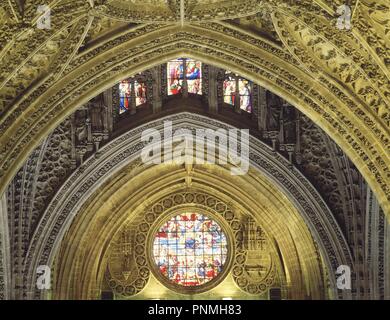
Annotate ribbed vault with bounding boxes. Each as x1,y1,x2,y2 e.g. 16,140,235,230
0,0,389,219
1,0,390,301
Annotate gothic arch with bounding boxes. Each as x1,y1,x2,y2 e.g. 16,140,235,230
0,5,389,219
24,113,352,299
0,193,10,300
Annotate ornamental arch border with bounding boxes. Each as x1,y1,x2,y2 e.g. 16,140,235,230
0,24,388,218
23,113,352,299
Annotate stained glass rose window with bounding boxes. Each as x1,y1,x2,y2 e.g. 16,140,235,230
153,212,228,287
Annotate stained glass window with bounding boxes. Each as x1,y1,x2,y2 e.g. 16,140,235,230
239,79,252,113
134,81,147,106
223,75,236,106
186,60,202,94
119,80,131,114
153,212,228,287
167,59,202,95
223,72,252,113
119,80,147,114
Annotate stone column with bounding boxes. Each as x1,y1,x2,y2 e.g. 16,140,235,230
86,115,93,152
279,106,285,144
385,217,390,299
234,76,240,113
182,58,188,98
130,78,137,115
208,65,218,114
103,87,113,134
258,86,267,133
0,193,11,300
364,187,384,299
70,114,77,170
295,112,302,164
152,66,162,114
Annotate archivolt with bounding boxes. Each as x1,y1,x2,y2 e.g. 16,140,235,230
56,172,318,299
0,19,388,219
24,113,352,299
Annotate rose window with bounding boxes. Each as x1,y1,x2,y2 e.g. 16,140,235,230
153,212,228,287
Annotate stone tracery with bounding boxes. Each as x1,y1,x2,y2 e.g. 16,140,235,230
16,111,351,300
2,60,386,298
0,0,389,300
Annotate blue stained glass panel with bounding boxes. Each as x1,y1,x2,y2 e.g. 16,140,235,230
153,212,228,286
168,59,202,95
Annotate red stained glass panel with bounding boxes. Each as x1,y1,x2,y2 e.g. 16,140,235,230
153,212,228,287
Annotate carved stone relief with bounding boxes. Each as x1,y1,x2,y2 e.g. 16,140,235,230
1,54,386,299
105,191,278,297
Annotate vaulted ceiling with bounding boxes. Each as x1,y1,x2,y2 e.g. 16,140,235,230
0,0,389,220
0,0,389,300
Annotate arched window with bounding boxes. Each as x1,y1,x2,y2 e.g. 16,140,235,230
119,79,147,114
167,58,202,96
153,212,228,287
223,72,252,113
119,80,131,114
134,81,147,106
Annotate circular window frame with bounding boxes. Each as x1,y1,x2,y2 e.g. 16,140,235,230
147,206,234,294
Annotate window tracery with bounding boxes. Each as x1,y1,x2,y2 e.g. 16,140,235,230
119,79,147,114
223,72,253,113
167,58,202,96
153,212,228,287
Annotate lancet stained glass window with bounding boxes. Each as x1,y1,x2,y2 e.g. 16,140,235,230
153,212,228,287
223,72,252,113
167,59,202,95
134,81,147,106
119,80,147,114
119,80,131,114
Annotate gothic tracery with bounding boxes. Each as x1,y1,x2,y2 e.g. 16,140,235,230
0,0,389,300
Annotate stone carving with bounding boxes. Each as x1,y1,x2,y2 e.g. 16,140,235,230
19,113,352,299
92,0,267,23
272,8,390,127
30,120,73,235
1,38,386,298
0,220,4,300
105,191,276,297
3,16,386,219
0,0,388,301
106,225,150,297
3,53,376,298
233,216,276,295
365,188,386,299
